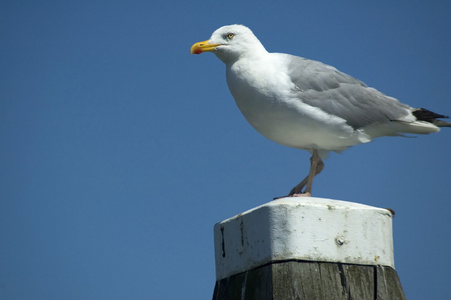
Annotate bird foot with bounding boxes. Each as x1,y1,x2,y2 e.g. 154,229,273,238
291,192,311,197
273,192,311,200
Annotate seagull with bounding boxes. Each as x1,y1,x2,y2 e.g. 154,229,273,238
190,24,450,197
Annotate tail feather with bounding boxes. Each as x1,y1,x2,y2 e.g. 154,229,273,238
363,107,449,139
432,120,451,127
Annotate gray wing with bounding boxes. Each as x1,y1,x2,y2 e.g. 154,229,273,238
282,54,412,129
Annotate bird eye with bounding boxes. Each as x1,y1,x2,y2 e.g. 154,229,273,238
226,33,235,40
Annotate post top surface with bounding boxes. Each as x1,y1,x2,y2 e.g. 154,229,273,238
214,197,395,280
219,197,393,225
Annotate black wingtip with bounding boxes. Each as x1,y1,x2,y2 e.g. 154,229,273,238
412,108,449,122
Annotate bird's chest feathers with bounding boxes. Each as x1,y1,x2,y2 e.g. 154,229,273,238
225,59,307,137
224,58,358,150
226,61,287,103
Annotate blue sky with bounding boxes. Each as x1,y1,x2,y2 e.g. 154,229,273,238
1,1,450,299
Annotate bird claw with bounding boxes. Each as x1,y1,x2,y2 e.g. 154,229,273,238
291,192,311,197
273,192,311,200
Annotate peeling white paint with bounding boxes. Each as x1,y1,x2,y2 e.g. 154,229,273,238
214,197,394,281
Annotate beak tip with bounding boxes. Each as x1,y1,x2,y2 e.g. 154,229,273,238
190,43,203,55
190,40,216,55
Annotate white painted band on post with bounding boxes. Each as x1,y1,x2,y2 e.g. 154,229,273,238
214,197,394,281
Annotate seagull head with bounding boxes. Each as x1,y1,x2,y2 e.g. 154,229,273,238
190,24,267,64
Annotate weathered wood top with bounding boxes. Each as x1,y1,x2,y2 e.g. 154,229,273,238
213,260,406,300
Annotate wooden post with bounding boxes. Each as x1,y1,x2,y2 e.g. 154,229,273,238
212,198,406,300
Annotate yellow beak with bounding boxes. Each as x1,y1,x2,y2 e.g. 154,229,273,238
190,39,222,54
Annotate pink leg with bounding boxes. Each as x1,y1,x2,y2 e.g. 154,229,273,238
288,149,324,197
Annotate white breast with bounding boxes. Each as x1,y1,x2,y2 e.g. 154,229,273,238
225,55,371,152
